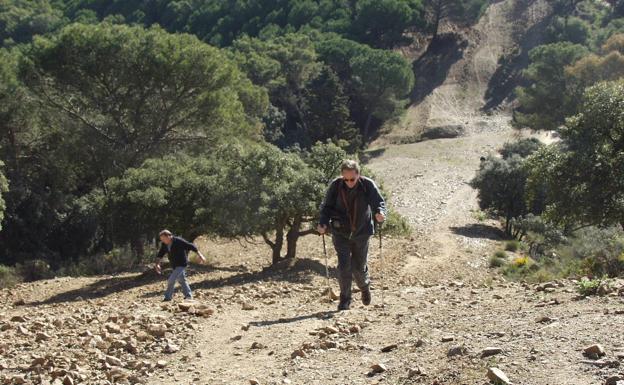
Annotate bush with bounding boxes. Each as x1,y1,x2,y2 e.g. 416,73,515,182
382,209,412,237
420,125,465,140
577,276,610,296
15,259,54,282
502,256,538,278
505,240,520,252
57,247,143,277
0,265,21,288
489,251,507,268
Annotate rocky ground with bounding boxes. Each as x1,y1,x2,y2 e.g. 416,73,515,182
1,116,624,385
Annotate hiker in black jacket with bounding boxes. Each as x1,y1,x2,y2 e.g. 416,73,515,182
154,230,206,301
317,160,386,310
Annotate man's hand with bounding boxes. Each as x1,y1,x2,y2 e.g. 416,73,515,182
154,263,162,275
375,212,386,223
317,224,327,235
197,252,207,265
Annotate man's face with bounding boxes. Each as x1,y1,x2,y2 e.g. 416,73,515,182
160,235,173,245
341,169,359,189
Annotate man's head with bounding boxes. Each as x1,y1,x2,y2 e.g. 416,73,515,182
340,159,360,189
159,229,173,245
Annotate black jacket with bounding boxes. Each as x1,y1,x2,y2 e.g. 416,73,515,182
155,236,198,268
319,176,386,238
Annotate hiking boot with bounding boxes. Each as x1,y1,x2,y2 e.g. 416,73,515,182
361,285,371,306
338,295,351,311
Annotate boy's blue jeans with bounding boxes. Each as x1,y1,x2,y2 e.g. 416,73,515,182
164,266,192,300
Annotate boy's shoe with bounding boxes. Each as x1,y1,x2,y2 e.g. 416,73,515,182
184,296,193,300
162,298,172,302
361,286,371,306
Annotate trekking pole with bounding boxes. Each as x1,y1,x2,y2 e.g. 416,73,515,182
322,234,331,302
378,223,386,309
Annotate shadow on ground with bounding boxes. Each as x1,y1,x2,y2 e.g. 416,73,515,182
411,33,468,105
250,310,338,328
26,264,247,305
140,257,338,299
449,223,505,240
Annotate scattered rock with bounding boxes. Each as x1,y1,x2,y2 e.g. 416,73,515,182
251,342,265,349
105,322,122,334
349,325,361,334
481,347,503,358
441,336,454,342
249,379,260,385
584,344,606,359
35,332,52,342
407,367,424,378
322,287,340,301
105,355,123,367
291,349,307,359
447,345,468,357
148,324,167,337
370,363,387,374
606,375,623,385
487,367,511,384
164,343,180,354
381,344,398,353
242,302,256,311
156,360,167,368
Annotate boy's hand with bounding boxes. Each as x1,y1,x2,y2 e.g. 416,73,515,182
198,253,207,265
154,263,162,275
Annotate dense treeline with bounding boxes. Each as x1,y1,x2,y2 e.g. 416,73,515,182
473,0,624,280
4,0,492,275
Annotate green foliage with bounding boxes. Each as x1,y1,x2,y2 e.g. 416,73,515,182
382,209,412,236
350,0,425,48
505,240,520,252
0,0,66,46
58,0,431,48
499,138,543,159
546,16,590,45
21,23,267,174
489,253,506,268
15,259,53,282
0,264,20,288
234,33,413,148
577,276,609,296
514,42,589,130
57,247,145,277
525,80,624,229
471,154,538,237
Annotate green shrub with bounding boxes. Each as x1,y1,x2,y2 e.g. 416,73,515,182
382,209,412,237
57,247,141,277
15,259,54,282
0,265,21,288
502,256,539,278
494,250,507,259
505,240,520,252
577,277,610,296
489,252,506,268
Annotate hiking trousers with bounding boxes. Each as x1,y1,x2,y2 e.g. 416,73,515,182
332,233,371,300
164,266,192,300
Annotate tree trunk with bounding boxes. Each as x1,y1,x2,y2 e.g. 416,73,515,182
285,216,303,259
362,112,373,145
272,226,284,265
